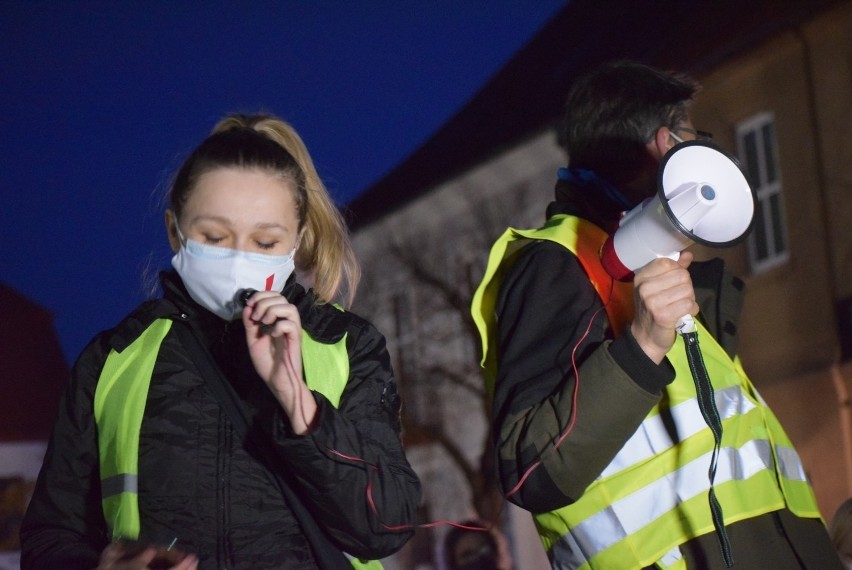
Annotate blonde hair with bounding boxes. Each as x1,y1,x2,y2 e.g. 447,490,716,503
171,113,360,306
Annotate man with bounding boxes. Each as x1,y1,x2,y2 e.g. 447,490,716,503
471,61,841,569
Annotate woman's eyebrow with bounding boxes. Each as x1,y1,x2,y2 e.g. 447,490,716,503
189,214,233,226
254,222,288,231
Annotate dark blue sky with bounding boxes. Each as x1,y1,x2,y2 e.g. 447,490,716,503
1,2,565,364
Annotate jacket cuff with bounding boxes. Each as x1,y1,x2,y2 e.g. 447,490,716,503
608,327,675,394
268,392,331,442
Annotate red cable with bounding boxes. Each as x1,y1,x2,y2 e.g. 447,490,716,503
285,274,616,531
327,448,490,532
505,284,612,499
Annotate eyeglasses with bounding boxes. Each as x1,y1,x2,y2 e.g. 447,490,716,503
670,126,714,143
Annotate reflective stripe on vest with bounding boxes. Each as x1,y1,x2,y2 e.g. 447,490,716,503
471,214,822,569
94,317,380,569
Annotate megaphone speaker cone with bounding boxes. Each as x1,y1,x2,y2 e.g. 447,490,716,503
599,141,757,281
659,141,756,246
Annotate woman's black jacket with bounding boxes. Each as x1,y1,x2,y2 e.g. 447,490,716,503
20,272,421,569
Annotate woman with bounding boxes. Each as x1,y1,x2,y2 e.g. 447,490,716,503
20,114,421,569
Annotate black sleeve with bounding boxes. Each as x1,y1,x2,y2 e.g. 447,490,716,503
493,241,674,513
19,339,111,570
264,318,421,560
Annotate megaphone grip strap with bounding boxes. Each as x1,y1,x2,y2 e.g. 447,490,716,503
684,331,734,568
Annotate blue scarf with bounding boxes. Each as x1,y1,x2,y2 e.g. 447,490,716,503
557,167,633,211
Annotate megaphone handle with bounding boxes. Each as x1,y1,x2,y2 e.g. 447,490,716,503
659,250,696,335
676,314,696,335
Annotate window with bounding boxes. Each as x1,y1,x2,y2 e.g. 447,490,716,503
736,112,789,273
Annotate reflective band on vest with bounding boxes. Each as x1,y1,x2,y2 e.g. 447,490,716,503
471,214,822,569
94,316,378,569
600,384,755,478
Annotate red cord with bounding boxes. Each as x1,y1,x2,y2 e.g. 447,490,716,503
327,448,490,532
285,274,616,531
257,308,484,532
505,287,612,499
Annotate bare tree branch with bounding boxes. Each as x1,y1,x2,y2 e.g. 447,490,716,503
402,421,478,484
354,184,537,531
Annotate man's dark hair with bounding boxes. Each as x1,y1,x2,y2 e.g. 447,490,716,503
559,60,700,184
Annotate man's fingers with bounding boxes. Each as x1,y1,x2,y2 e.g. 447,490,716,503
677,250,694,268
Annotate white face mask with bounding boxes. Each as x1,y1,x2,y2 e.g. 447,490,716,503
171,232,296,321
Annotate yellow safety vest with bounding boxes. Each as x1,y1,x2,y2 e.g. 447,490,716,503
471,214,822,569
471,214,634,396
94,317,381,570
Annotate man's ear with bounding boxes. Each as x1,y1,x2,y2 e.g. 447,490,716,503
648,126,675,161
165,210,180,253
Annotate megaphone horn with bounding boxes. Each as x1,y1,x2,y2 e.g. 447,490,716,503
600,140,756,332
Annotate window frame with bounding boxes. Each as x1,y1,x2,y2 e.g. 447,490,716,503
735,111,789,274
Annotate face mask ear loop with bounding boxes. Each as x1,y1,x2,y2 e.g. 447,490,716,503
174,222,189,249
290,232,303,259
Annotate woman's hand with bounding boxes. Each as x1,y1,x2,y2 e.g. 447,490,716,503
242,290,317,434
96,542,198,570
630,252,699,364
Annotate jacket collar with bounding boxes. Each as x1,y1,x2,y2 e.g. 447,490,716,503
159,270,305,320
107,270,350,352
546,168,628,233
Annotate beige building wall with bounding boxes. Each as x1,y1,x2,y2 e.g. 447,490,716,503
690,0,852,520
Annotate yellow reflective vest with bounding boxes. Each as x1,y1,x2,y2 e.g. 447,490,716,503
93,317,381,570
471,214,822,569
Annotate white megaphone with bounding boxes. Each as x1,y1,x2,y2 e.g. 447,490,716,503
600,140,756,334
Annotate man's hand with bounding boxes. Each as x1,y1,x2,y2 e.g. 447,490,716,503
630,252,699,364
